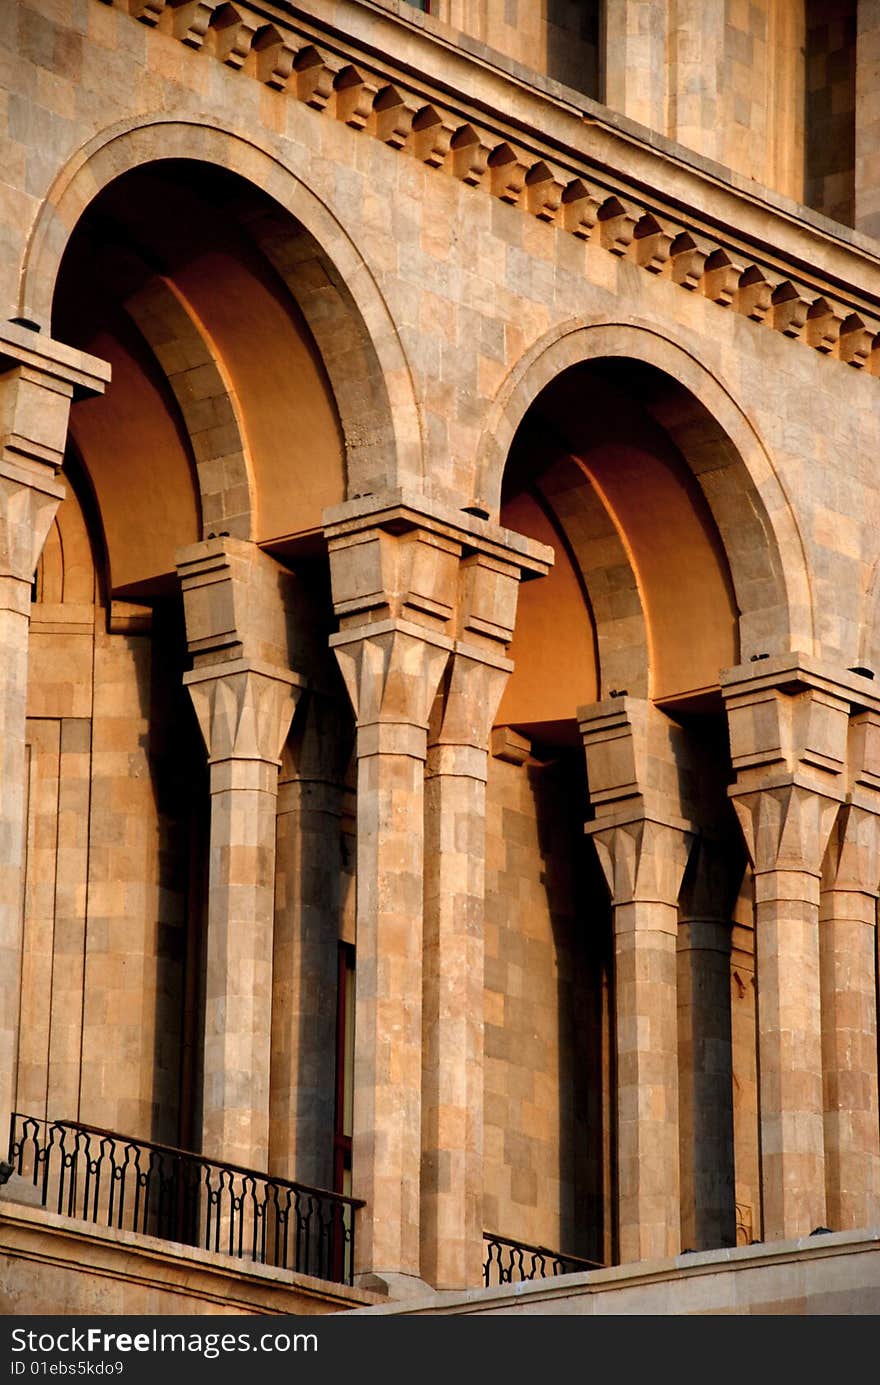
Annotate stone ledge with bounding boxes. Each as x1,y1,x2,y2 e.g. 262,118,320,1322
345,1228,880,1315
0,1201,384,1316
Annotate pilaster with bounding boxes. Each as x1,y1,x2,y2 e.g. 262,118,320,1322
0,327,109,1138
856,0,880,238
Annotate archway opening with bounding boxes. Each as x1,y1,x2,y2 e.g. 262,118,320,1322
486,356,753,1264
20,161,361,1193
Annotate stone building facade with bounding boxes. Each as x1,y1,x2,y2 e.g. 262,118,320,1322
1,0,880,1315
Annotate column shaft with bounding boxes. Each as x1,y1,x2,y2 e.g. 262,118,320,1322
753,867,826,1239
613,898,680,1263
421,742,487,1289
819,888,880,1230
354,725,429,1276
677,918,735,1250
203,756,280,1170
270,774,343,1189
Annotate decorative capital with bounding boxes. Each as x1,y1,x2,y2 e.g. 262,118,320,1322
330,619,451,751
678,832,746,923
427,643,513,767
820,802,880,898
0,460,65,590
587,812,694,910
730,781,840,877
280,688,354,786
183,660,303,765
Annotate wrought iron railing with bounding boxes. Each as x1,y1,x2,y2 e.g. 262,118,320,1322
5,1113,363,1287
483,1231,603,1286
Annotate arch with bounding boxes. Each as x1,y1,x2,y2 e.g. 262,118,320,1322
18,116,422,499
476,318,814,661
123,274,255,543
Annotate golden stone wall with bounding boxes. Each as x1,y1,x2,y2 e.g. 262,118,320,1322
1,0,880,1315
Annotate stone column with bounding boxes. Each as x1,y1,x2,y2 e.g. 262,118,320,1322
819,709,880,1232
421,545,545,1291
325,495,551,1292
0,328,108,1138
328,520,454,1292
332,621,450,1286
677,837,742,1251
580,697,695,1264
270,690,352,1190
731,783,839,1241
723,656,854,1243
178,538,303,1172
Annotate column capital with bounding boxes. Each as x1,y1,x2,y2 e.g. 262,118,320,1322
587,812,694,911
679,832,746,924
821,801,880,900
427,642,512,770
730,780,840,878
183,660,304,765
0,333,108,589
330,620,451,750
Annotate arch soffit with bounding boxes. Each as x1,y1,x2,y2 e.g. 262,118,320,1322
477,319,814,662
18,116,423,500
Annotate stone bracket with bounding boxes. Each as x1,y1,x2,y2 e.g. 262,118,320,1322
177,534,303,673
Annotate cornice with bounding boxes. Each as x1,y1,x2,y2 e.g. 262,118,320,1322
107,0,880,376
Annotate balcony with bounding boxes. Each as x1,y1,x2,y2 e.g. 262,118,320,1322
3,1113,362,1289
